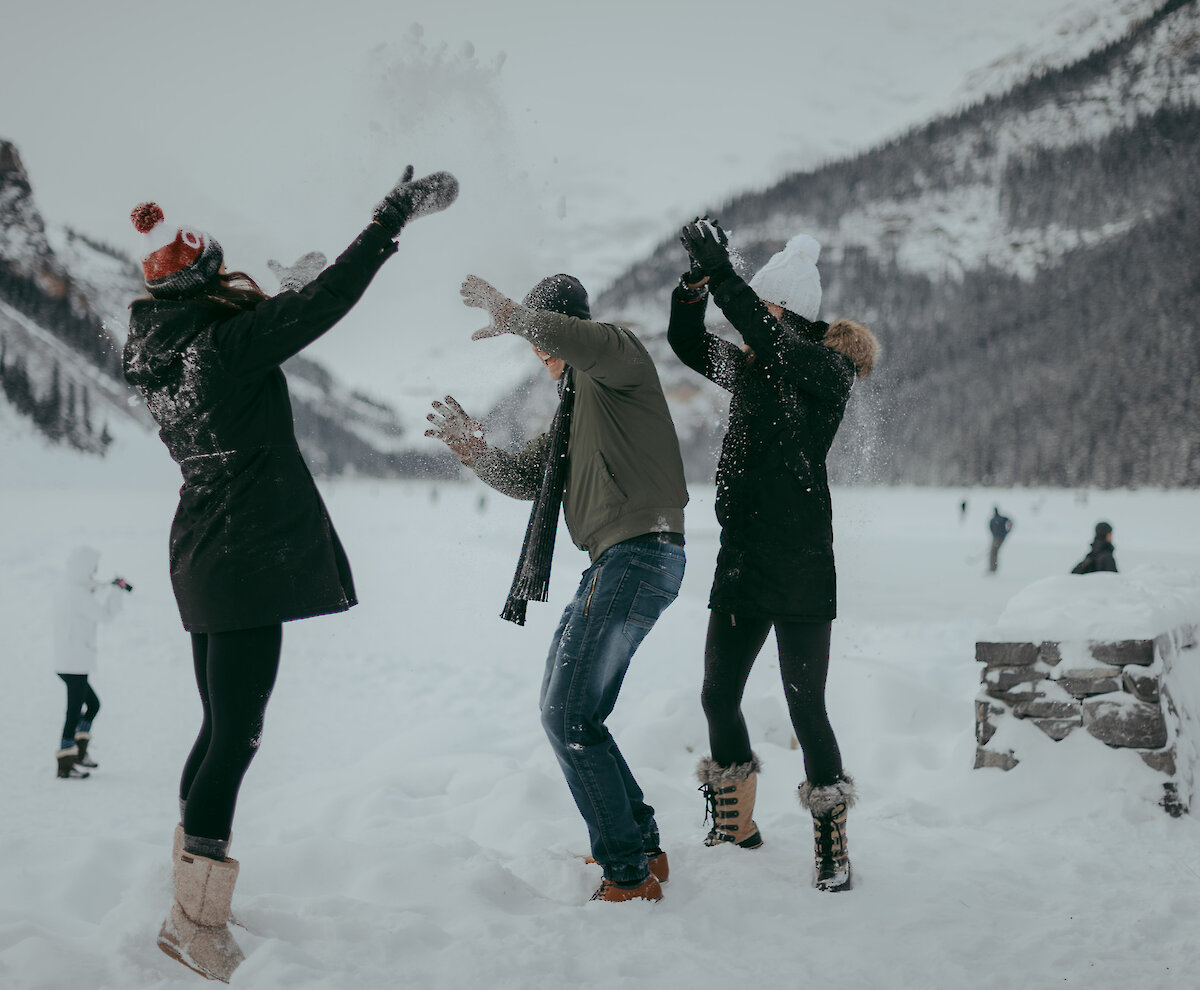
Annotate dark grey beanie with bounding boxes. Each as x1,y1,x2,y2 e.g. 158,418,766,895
522,274,590,321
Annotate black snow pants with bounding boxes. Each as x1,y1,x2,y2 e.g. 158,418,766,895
701,612,844,786
180,624,282,848
57,673,100,744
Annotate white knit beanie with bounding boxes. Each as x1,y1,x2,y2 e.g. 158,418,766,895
747,233,822,320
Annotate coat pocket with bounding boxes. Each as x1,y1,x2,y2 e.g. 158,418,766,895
595,450,627,503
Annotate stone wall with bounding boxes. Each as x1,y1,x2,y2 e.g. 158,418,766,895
974,624,1198,815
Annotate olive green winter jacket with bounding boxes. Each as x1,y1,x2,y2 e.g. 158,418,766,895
472,310,688,562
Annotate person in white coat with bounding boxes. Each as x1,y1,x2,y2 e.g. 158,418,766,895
53,546,130,779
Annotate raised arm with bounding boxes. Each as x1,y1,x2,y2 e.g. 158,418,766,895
212,223,398,376
461,276,651,389
713,276,853,403
213,168,459,378
666,280,746,392
680,218,852,403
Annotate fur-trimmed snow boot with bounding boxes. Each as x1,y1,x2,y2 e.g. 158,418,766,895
798,775,856,892
696,754,763,849
74,731,98,768
157,850,244,982
56,746,89,779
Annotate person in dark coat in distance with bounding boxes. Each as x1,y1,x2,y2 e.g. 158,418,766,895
123,166,457,982
667,218,878,893
1072,521,1118,573
988,507,1013,573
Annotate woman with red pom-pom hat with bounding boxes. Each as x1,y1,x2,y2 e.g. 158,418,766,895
124,167,458,982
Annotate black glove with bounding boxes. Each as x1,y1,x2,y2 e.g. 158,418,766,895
112,577,133,593
373,167,461,237
680,218,734,287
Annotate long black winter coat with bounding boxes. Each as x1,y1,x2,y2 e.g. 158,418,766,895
1071,539,1118,574
124,223,397,633
668,276,855,621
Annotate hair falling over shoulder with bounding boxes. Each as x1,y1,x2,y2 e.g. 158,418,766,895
190,271,269,313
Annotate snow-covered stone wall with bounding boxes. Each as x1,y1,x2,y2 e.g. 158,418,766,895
973,567,1200,815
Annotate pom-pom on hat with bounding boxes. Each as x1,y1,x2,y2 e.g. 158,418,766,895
131,202,223,299
748,233,822,320
522,274,591,321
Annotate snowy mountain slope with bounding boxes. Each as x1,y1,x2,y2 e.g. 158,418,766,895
602,0,1199,311
583,0,1200,488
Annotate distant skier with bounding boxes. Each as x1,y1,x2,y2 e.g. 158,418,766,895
668,218,877,893
1071,521,1117,574
124,165,457,982
52,546,131,779
988,507,1013,573
427,272,688,904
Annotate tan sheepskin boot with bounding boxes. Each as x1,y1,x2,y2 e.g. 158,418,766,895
157,850,245,982
696,754,764,849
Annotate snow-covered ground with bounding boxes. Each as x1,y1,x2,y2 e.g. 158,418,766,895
3,431,1200,989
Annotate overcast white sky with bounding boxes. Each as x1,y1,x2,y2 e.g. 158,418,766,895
1,0,1140,408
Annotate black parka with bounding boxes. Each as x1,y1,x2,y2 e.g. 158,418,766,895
668,276,854,621
124,223,397,633
1071,539,1118,574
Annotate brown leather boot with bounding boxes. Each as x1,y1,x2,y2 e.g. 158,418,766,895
798,775,856,892
157,850,245,982
696,755,763,849
583,850,669,884
590,874,664,903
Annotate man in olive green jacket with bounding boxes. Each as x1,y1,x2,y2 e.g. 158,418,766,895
427,273,688,903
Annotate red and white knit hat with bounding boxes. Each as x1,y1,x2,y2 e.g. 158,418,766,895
130,202,223,298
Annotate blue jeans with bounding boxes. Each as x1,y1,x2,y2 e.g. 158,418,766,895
539,536,685,886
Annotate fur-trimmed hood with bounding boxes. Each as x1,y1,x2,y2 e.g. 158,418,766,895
824,320,878,378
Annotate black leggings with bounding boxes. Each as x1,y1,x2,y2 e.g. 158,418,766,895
57,674,100,743
180,625,282,843
701,612,843,786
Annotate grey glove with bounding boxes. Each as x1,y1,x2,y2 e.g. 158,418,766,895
461,275,518,339
268,252,327,293
425,395,487,465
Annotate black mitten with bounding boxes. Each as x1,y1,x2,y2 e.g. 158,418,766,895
373,167,460,236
